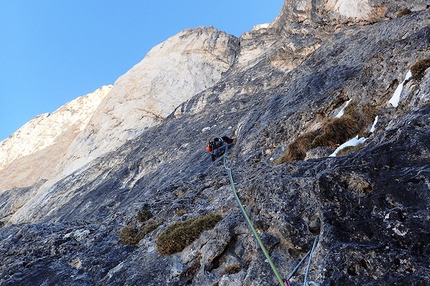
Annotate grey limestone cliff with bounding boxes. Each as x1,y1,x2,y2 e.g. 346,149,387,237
1,1,430,285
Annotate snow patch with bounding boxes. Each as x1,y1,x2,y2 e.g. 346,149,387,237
335,99,352,118
330,136,367,157
370,116,378,133
202,124,217,133
389,70,412,107
393,227,407,236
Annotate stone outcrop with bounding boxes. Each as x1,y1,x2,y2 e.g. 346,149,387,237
1,1,430,286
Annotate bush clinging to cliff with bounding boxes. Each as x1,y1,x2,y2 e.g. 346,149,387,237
411,59,430,79
157,213,222,255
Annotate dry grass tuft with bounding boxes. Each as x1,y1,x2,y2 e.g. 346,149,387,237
137,209,153,222
221,264,242,275
396,8,412,18
177,208,186,216
120,222,159,245
120,226,140,245
274,130,320,165
411,59,430,80
312,116,361,148
157,213,222,255
276,101,378,163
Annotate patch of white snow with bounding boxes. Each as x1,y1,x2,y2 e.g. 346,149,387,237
389,70,412,107
335,99,352,118
330,136,367,157
370,116,379,133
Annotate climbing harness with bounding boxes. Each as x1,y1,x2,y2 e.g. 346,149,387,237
222,146,319,286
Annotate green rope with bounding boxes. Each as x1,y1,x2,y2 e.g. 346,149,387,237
223,149,286,286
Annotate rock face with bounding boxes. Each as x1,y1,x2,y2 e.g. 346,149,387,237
54,26,239,180
1,1,430,285
0,86,111,190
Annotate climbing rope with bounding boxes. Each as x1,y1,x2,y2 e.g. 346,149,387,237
222,145,319,286
223,148,286,286
304,236,319,286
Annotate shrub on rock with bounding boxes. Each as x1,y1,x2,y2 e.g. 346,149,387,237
120,222,159,245
137,209,153,222
411,59,430,79
157,213,222,255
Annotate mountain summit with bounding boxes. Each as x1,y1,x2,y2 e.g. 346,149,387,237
1,1,430,285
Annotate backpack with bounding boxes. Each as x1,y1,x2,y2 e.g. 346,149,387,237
221,136,233,144
206,136,234,153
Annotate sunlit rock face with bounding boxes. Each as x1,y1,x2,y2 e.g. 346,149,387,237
54,26,239,180
0,26,240,193
325,0,385,20
271,0,429,31
0,86,111,190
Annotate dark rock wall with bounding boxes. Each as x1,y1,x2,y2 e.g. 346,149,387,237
1,6,430,286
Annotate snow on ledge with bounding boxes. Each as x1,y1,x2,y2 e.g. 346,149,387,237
389,70,412,107
329,115,378,157
335,99,352,118
330,136,367,157
370,116,378,133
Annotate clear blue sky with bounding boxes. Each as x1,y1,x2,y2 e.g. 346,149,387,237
0,0,283,141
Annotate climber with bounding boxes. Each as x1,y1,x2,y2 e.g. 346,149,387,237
206,136,234,161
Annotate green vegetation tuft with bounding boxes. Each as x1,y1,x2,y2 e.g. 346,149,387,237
157,213,222,255
137,209,153,222
120,222,159,245
411,59,430,80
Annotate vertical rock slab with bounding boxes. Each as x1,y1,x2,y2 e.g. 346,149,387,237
56,26,239,180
